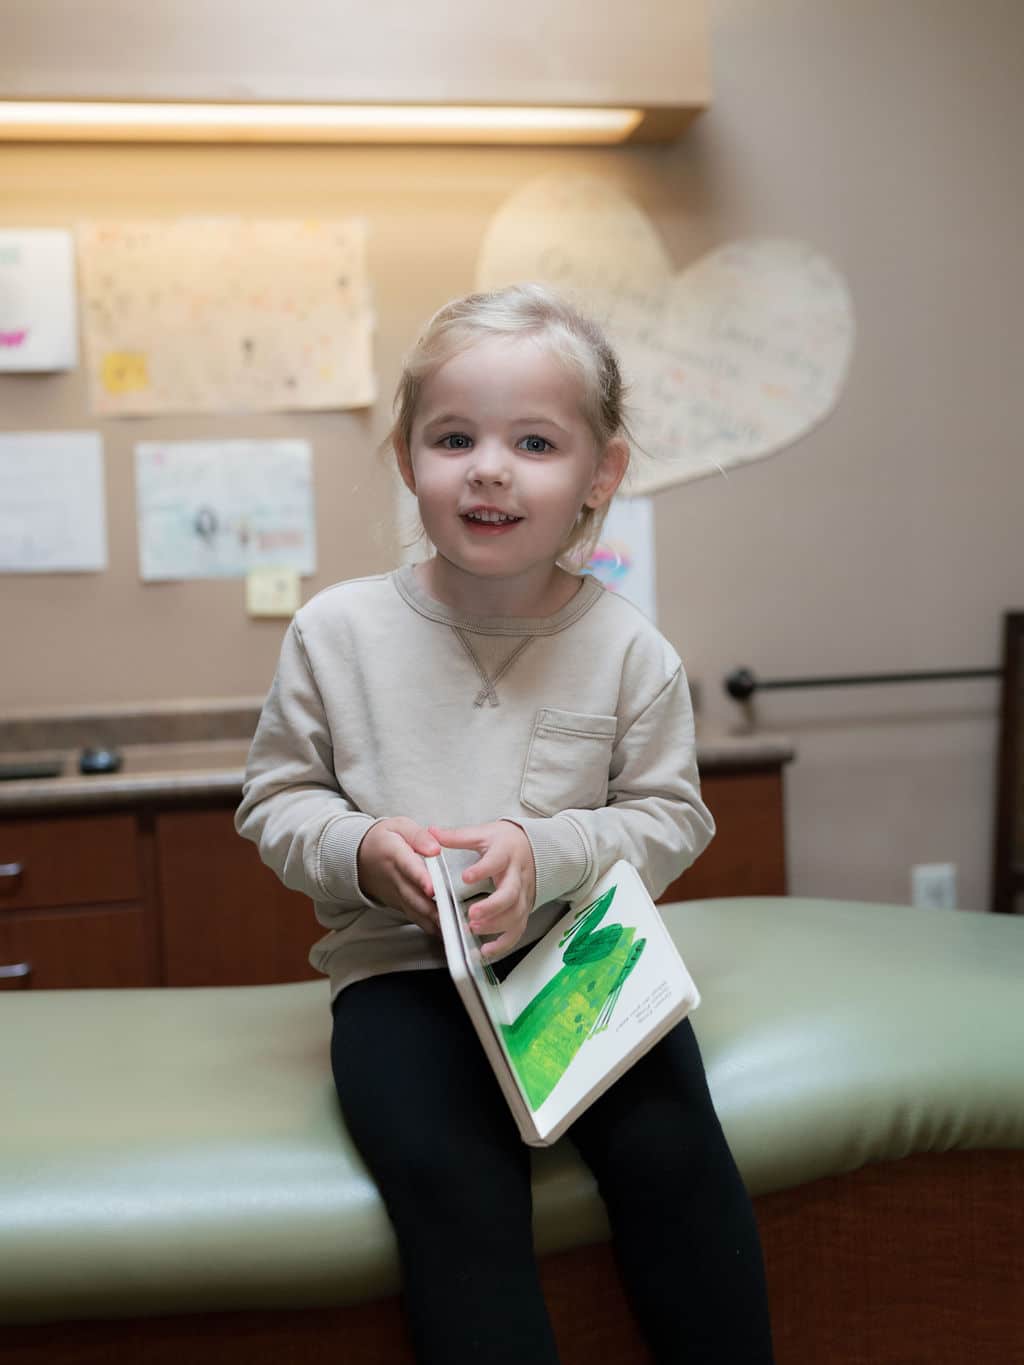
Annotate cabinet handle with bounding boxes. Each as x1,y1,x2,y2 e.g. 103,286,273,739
0,861,25,898
0,961,32,989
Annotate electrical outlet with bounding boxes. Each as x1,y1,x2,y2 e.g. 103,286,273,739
911,863,957,910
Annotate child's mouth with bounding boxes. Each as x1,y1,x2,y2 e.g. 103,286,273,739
461,511,523,534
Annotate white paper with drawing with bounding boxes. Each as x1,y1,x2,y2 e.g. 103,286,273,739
134,440,316,581
0,229,79,372
0,432,106,573
477,175,855,491
77,218,375,416
577,496,657,623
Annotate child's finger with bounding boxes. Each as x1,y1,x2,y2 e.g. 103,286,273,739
459,841,517,888
396,822,441,857
429,824,489,853
467,896,503,929
396,846,438,899
467,884,524,930
406,908,441,938
398,874,440,933
479,925,524,959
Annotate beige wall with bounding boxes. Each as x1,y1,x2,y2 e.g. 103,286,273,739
1,0,1021,912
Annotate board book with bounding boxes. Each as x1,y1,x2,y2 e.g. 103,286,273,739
426,855,701,1148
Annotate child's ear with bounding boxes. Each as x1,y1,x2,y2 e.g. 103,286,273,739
395,435,417,495
585,437,629,509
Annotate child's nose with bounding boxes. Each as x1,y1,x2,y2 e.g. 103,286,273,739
467,441,511,484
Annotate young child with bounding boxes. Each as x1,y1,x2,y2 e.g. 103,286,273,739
236,284,774,1364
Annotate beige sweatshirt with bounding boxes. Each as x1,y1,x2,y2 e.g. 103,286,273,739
235,564,715,999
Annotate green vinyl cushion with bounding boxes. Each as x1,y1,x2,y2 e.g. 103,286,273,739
1,897,1022,1325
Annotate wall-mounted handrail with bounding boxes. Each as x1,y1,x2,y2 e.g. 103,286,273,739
725,666,1001,702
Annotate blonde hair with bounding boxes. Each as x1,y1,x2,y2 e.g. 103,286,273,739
387,282,631,562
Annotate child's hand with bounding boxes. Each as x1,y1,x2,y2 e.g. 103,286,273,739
428,821,536,959
357,818,441,937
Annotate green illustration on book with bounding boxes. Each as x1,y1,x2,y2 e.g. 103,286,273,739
430,853,699,1146
500,882,647,1110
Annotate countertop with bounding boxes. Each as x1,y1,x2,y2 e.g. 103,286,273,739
0,741,253,814
0,733,794,816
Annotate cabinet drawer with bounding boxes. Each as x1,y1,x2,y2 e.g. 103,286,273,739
0,814,140,910
0,905,154,989
157,809,319,986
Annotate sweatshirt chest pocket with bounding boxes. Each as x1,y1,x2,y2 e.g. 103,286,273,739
520,708,618,818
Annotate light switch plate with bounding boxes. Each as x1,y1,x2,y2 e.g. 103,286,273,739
246,566,300,617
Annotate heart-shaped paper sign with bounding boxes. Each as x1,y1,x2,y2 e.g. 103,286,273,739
476,175,855,493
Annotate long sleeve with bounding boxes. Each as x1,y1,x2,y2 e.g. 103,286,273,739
232,568,714,999
513,664,715,909
235,619,378,914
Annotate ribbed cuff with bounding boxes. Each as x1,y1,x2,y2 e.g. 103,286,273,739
317,812,381,906
511,814,592,911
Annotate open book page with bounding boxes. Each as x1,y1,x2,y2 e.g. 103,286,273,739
499,862,700,1139
429,855,701,1145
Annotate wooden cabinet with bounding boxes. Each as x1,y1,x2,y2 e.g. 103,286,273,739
659,767,787,905
0,756,789,990
0,906,153,990
0,814,139,909
0,814,157,989
156,808,318,987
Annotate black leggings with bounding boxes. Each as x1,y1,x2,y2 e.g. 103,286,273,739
331,967,773,1365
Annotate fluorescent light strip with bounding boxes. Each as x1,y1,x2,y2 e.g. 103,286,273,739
0,101,643,145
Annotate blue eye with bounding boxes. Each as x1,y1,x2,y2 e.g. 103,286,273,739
439,433,472,450
519,435,553,453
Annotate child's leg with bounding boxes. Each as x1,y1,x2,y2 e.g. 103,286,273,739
331,969,561,1365
569,1018,774,1364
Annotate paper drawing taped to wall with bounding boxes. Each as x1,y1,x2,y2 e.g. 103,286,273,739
476,175,855,492
134,439,316,581
575,496,657,623
0,432,106,573
77,218,375,416
0,229,79,372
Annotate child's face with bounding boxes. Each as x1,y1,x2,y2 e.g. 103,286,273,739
400,335,624,594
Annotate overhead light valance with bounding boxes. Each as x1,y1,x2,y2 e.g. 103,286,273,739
0,0,709,146
0,102,646,147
